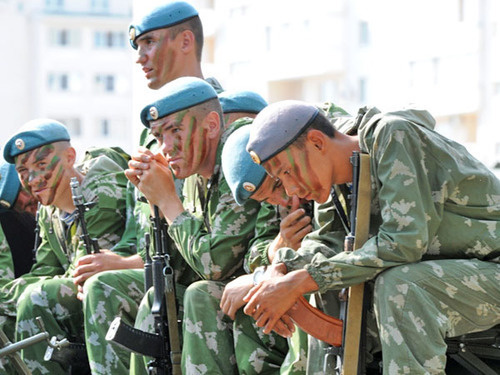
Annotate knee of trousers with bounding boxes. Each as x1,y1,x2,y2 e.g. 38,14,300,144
184,280,226,305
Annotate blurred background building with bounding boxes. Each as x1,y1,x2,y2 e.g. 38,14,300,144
1,0,499,176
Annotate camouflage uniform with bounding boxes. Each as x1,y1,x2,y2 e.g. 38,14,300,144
274,107,500,374
130,120,282,375
12,155,129,375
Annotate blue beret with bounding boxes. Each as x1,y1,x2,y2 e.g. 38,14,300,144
0,162,21,212
140,77,218,128
222,125,266,205
3,119,71,164
218,91,268,114
247,100,319,165
129,1,198,49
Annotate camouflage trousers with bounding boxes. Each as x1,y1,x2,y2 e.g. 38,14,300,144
0,315,17,374
182,280,308,375
15,269,145,375
374,259,500,374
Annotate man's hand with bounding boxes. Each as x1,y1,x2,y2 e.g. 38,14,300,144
220,274,253,320
243,268,318,334
268,196,312,261
72,249,122,286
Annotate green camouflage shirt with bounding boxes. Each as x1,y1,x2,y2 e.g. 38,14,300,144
275,106,500,292
0,155,129,315
168,120,280,280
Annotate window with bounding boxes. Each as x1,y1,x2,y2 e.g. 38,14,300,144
94,31,126,48
48,73,69,91
47,73,81,92
45,0,64,11
100,119,110,136
95,74,115,93
49,28,81,47
359,78,367,103
91,0,109,13
359,21,369,46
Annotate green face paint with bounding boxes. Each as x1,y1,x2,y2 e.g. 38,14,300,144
15,144,65,206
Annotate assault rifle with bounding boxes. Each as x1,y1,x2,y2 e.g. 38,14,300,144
32,202,42,263
285,152,371,374
70,177,99,254
106,205,181,375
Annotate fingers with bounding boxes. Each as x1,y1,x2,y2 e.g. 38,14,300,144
272,315,296,338
125,168,142,185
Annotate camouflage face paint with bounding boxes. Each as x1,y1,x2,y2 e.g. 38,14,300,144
15,144,65,206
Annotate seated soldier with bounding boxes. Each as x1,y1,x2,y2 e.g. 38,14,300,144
2,119,131,375
125,77,281,374
242,100,500,374
0,162,39,374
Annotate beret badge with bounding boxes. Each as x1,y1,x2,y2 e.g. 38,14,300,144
249,151,261,165
15,138,25,151
129,27,136,42
149,106,159,120
242,182,256,193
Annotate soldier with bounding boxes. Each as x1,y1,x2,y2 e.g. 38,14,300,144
82,2,226,373
0,162,39,373
185,124,313,374
125,77,281,374
242,100,500,374
1,119,130,375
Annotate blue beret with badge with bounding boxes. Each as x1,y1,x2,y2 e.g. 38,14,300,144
3,119,71,164
246,100,319,165
140,76,218,128
222,125,266,205
129,1,199,49
218,90,268,114
0,162,21,212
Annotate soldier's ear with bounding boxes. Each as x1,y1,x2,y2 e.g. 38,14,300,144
203,111,221,139
180,29,195,54
306,129,325,152
64,146,77,166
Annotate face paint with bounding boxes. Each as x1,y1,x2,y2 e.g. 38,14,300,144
15,144,65,206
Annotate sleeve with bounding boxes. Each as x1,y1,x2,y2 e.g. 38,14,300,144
244,202,280,273
110,181,140,257
0,226,15,287
168,176,265,280
274,192,347,270
305,120,443,292
83,170,129,256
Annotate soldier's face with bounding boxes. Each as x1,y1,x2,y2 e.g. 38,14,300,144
250,175,291,207
14,188,38,216
15,144,70,206
151,110,211,179
135,28,181,90
263,144,332,204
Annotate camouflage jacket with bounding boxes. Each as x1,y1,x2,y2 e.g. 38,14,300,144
0,155,129,315
275,106,500,292
168,120,280,280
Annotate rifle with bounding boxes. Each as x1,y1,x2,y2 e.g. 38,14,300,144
69,177,99,254
0,317,73,375
285,152,371,374
32,202,42,263
106,205,181,375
